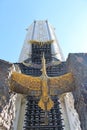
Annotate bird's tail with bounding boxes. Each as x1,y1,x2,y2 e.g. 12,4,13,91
38,96,54,111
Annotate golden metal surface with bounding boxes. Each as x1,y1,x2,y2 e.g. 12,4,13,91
10,72,41,91
29,40,54,45
9,54,75,111
38,54,54,110
49,73,75,95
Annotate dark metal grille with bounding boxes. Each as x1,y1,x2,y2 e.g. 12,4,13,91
17,62,66,77
47,62,66,77
24,96,64,130
32,44,52,64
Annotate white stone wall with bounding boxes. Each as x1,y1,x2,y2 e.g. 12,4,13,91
64,93,81,130
0,93,17,130
19,37,32,62
13,95,26,130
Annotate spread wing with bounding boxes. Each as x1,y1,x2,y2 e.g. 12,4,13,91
48,73,75,95
9,72,41,96
0,59,12,112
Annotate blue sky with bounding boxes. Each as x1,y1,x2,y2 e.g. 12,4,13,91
0,0,87,62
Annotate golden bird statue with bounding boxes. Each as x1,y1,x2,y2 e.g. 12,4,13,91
8,54,75,111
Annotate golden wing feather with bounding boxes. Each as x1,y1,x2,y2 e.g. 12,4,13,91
48,73,75,95
9,72,41,94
